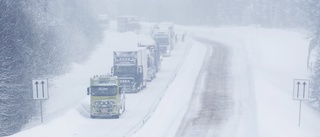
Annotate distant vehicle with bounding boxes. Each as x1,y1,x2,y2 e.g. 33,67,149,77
98,14,110,30
117,16,141,33
153,29,172,57
155,22,175,38
153,22,175,48
87,75,125,119
111,49,148,93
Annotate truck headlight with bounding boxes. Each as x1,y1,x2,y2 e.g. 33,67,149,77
109,101,115,105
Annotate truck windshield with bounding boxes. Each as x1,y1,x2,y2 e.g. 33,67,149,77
91,86,117,96
114,66,136,75
155,37,169,45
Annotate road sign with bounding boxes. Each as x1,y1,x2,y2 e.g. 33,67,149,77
32,79,49,100
293,79,309,100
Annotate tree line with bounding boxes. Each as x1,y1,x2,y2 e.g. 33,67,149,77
111,0,305,27
306,0,320,109
0,0,102,136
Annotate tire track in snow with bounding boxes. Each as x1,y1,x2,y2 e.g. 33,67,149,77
175,37,234,137
175,35,259,137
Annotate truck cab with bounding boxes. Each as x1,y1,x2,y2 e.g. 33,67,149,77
87,75,125,118
153,29,172,57
112,50,147,93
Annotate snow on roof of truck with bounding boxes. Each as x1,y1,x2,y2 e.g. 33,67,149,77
138,35,156,45
91,75,118,86
109,32,143,51
153,29,170,35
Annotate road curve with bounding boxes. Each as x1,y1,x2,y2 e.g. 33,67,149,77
175,37,234,137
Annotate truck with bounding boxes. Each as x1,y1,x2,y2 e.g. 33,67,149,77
87,75,125,119
155,22,175,42
117,16,141,33
138,38,162,80
153,29,172,57
111,49,148,93
152,22,175,50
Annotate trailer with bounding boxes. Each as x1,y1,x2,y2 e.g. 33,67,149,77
138,38,162,80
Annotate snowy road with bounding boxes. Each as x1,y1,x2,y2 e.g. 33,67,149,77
10,26,320,137
175,36,258,137
176,38,234,137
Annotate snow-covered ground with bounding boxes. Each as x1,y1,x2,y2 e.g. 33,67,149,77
9,25,320,137
190,27,320,137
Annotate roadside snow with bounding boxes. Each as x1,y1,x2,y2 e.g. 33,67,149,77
187,26,320,137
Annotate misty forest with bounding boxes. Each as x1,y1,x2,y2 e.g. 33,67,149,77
0,0,320,136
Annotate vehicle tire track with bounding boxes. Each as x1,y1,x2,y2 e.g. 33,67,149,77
175,37,233,137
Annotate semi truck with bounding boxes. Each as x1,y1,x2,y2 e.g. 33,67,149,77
117,16,141,33
138,39,162,80
155,22,175,43
111,49,148,93
152,22,175,50
153,29,172,57
87,75,125,119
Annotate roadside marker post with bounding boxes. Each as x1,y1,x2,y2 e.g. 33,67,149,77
32,79,49,123
293,79,309,127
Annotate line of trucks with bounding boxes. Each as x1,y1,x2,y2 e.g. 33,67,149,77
86,20,176,118
98,15,176,57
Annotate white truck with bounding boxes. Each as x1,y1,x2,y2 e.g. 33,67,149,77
138,38,161,81
111,49,148,93
153,29,172,57
152,22,175,50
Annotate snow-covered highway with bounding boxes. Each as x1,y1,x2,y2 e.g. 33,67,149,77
10,25,320,137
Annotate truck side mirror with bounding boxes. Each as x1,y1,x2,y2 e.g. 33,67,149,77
87,87,90,95
111,67,114,75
